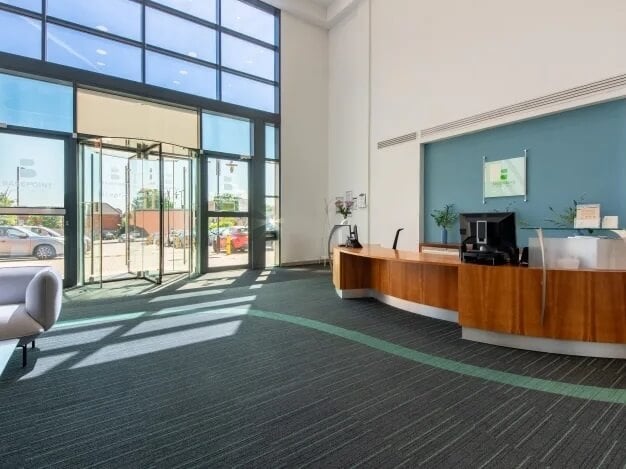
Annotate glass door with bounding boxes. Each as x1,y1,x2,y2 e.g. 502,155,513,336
207,157,250,270
126,143,162,284
163,150,196,275
0,131,69,281
81,138,198,285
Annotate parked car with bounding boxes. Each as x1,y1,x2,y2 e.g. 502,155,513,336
212,226,248,253
0,226,64,259
265,222,278,241
102,230,117,241
208,228,226,246
24,225,92,252
118,230,143,242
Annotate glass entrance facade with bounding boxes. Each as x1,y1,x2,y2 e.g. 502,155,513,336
0,0,281,285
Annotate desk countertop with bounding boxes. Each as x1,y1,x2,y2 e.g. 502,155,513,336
336,245,462,267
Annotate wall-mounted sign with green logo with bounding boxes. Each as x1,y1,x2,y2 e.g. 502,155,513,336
483,155,527,200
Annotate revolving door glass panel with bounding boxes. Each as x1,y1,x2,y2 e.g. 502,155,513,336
81,138,197,285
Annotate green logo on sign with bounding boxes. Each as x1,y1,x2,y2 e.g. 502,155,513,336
500,168,508,181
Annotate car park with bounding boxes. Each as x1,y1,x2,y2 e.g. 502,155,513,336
0,226,64,259
212,226,248,253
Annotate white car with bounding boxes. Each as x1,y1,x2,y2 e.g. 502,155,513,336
24,225,91,252
0,226,64,259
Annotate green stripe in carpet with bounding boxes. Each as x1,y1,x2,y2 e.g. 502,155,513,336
55,308,626,404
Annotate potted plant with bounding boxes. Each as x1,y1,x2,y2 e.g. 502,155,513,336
430,204,458,243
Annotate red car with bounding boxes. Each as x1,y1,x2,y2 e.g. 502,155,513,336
212,226,249,253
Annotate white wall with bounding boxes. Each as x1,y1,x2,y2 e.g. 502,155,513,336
327,0,626,249
280,12,329,264
328,0,370,243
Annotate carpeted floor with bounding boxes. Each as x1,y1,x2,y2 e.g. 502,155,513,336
0,267,624,468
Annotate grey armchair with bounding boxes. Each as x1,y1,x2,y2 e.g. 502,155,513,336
0,266,62,367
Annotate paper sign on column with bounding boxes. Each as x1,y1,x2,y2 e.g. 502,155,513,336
574,203,601,229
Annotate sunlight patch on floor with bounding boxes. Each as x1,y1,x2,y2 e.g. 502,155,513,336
42,326,123,350
18,352,79,380
148,288,225,303
123,307,249,337
55,312,148,330
71,320,243,369
155,296,256,316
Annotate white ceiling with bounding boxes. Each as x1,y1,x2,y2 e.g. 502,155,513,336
305,0,336,6
263,0,358,28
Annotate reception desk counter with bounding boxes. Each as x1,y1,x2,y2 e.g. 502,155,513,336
333,245,626,358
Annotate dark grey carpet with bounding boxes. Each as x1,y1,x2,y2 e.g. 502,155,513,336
0,267,624,468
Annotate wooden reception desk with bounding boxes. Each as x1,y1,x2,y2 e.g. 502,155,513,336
333,245,626,358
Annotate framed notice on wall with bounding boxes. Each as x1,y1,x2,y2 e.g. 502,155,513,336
483,153,527,202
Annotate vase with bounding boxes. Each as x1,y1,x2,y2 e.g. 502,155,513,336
441,228,448,244
341,217,349,225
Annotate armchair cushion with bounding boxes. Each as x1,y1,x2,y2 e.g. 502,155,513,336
0,304,44,341
0,266,47,305
25,268,62,331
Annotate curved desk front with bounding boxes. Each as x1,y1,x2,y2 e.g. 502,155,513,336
333,245,626,358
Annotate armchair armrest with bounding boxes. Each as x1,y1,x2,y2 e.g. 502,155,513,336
25,269,62,331
0,266,51,305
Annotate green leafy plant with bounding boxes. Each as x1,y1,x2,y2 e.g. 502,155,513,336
545,194,585,228
430,204,458,230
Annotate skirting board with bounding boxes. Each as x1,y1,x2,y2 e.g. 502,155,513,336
463,328,626,359
335,289,458,323
281,259,327,267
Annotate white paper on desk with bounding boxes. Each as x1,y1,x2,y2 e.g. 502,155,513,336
602,216,618,229
574,203,601,229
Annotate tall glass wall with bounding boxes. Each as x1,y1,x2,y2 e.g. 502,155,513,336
0,0,281,283
265,124,280,266
203,112,251,269
0,0,279,113
0,73,73,283
0,133,67,278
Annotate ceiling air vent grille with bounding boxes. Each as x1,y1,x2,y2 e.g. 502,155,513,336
377,131,417,149
420,73,626,139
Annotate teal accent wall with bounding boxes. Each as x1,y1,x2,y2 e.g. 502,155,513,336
424,100,626,246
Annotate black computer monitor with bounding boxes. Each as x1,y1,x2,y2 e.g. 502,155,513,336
459,212,517,253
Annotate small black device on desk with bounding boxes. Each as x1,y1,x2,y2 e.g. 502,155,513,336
461,247,509,265
459,212,518,265
345,225,363,248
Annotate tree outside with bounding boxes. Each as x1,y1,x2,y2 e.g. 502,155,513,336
132,188,173,210
0,191,18,226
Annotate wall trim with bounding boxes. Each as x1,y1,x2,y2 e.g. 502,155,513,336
420,73,626,143
281,259,326,267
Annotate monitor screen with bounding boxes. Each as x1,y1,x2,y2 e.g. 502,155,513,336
459,212,516,251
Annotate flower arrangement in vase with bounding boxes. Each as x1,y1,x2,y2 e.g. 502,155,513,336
335,198,354,224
